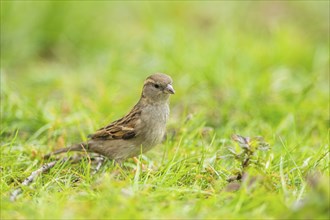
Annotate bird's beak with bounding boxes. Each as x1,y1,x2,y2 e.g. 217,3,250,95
164,84,175,94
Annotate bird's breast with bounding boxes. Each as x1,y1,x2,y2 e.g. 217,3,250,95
139,103,169,147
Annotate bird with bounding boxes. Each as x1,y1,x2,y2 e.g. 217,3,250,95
44,73,175,163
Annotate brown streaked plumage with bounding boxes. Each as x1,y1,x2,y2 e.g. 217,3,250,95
44,73,174,163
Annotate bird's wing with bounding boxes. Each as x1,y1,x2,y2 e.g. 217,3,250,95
88,106,142,140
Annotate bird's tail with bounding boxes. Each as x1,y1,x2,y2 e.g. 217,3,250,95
43,143,89,160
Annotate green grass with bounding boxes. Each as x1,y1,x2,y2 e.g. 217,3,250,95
1,1,329,219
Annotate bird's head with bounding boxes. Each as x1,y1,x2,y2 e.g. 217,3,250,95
141,73,175,103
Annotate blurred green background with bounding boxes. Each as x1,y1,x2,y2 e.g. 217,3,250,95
2,1,328,135
1,1,329,219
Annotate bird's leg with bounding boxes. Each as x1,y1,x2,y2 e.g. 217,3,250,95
133,156,148,171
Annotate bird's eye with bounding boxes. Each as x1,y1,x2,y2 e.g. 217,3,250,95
154,84,160,89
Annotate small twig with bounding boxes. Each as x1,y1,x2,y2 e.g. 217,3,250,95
10,160,58,201
10,153,106,202
91,156,105,175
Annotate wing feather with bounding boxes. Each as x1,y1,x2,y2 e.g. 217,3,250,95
88,105,142,140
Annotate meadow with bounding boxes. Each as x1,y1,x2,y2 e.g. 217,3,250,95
1,1,329,219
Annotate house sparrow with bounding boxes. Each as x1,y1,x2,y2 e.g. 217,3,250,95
44,73,175,163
